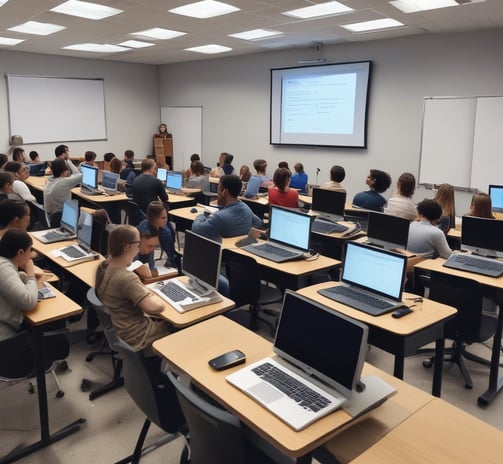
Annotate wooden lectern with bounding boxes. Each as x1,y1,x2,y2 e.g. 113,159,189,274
153,134,173,169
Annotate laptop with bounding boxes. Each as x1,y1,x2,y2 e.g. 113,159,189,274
226,290,369,431
310,188,349,234
80,164,101,195
166,170,184,194
32,199,78,243
365,211,410,251
242,205,314,262
58,209,97,262
101,171,120,195
488,184,503,213
157,167,167,182
318,242,407,316
29,162,47,177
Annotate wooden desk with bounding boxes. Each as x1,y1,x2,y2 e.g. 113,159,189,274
169,205,200,233
153,315,429,463
26,175,48,191
415,258,503,406
2,287,85,463
71,187,128,204
297,282,457,397
349,398,503,464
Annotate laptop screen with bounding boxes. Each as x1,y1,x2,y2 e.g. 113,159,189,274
269,206,312,251
81,164,99,190
274,290,368,398
366,212,410,250
60,200,79,233
488,185,503,213
77,209,93,250
461,215,503,258
157,167,167,182
342,242,407,301
311,188,346,221
29,162,47,177
166,171,183,191
102,171,119,191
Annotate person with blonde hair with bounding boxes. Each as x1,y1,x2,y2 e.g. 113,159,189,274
469,192,494,219
268,168,299,208
434,183,456,233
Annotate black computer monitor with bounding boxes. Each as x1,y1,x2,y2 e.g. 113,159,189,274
366,211,410,250
81,164,99,190
461,215,503,258
183,230,222,296
311,188,346,222
488,185,503,213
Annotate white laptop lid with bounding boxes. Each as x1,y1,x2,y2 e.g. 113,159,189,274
268,205,312,252
341,242,407,302
101,171,119,191
157,167,167,182
60,199,79,234
166,171,183,191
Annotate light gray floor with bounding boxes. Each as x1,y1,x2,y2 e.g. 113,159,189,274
1,315,502,464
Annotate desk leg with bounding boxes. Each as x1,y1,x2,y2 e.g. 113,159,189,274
432,338,444,397
393,352,404,380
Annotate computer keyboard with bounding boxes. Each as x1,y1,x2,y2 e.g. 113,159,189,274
253,243,298,259
312,219,348,234
60,245,86,258
323,286,390,309
160,281,196,302
444,254,503,277
43,230,67,241
252,362,331,413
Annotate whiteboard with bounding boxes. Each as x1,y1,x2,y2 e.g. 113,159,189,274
160,106,202,171
7,75,107,144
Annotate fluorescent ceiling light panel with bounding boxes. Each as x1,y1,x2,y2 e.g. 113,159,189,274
169,0,240,19
119,40,155,48
283,1,353,19
185,44,232,54
63,43,128,52
8,21,66,36
50,0,122,20
341,18,404,32
229,29,283,40
130,28,186,40
390,0,459,13
0,0,8,7
0,37,24,45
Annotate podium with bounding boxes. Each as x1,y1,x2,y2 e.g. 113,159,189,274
153,135,173,169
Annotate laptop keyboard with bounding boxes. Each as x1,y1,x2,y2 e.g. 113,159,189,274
324,286,390,309
43,230,67,241
445,254,503,276
252,362,331,413
60,245,86,258
160,281,195,302
253,243,298,259
312,219,348,234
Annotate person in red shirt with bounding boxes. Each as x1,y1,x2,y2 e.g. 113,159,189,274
268,167,299,208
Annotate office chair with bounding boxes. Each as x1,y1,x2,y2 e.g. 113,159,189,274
222,249,283,332
166,371,294,464
80,288,124,401
421,271,499,389
110,334,187,464
125,201,145,227
240,197,269,220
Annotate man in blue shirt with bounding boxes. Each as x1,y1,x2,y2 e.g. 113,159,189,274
289,162,308,194
352,169,392,212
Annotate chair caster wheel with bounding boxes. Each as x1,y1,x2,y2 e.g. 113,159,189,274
422,358,433,368
86,354,95,362
56,390,65,398
81,379,93,392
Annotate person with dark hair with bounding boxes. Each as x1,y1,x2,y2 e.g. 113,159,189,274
103,152,116,163
186,161,210,191
0,172,15,201
4,161,36,203
12,147,28,163
54,144,79,175
0,200,31,237
289,162,308,193
192,174,261,243
29,151,41,163
385,172,417,220
352,169,392,212
132,158,168,214
79,151,97,170
183,153,201,180
406,199,452,259
0,153,8,170
323,165,346,190
469,192,494,219
278,161,290,170
244,159,273,198
239,165,251,183
219,152,235,175
269,168,299,208
124,149,135,169
134,228,161,279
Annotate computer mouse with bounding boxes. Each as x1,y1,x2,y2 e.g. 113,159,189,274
190,207,198,213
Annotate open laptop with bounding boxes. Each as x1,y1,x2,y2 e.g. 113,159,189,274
166,170,184,194
226,290,369,431
33,199,78,244
29,162,47,177
319,242,407,316
489,184,503,213
80,164,101,195
310,188,348,234
365,211,410,251
157,167,167,183
101,171,120,195
58,209,97,262
242,205,314,262
149,230,223,313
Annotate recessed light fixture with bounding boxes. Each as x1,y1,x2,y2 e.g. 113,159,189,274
341,18,404,32
50,0,122,20
229,29,283,41
63,43,129,53
130,28,186,40
282,1,353,19
8,21,66,36
169,0,239,19
0,37,24,46
185,44,232,54
119,40,155,49
390,0,459,13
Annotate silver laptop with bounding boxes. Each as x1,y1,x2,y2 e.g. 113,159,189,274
226,290,369,431
166,170,184,194
157,167,167,182
58,209,96,262
33,200,78,243
319,242,407,316
242,205,314,262
101,171,120,195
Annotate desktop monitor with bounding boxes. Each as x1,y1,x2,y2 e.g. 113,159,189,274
157,167,167,182
166,170,184,192
311,188,346,222
77,208,94,252
488,185,503,213
366,212,410,250
461,215,503,258
182,230,222,296
81,164,99,190
101,171,119,191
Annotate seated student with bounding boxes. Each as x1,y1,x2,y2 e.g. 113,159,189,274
134,228,161,279
322,165,346,191
219,152,235,175
278,161,290,171
55,144,80,175
352,169,392,212
434,183,456,233
110,157,135,193
406,199,452,259
243,159,274,198
124,149,135,170
192,174,262,243
79,151,97,170
4,161,37,204
384,172,417,221
289,162,308,194
186,161,210,192
12,147,28,164
29,151,41,163
132,159,168,214
468,192,494,218
0,171,15,202
0,201,31,238
209,153,225,177
95,225,171,357
0,153,8,170
103,152,116,163
268,168,299,208
183,153,201,181
239,165,251,183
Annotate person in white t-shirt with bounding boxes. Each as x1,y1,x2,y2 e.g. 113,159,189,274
384,172,417,221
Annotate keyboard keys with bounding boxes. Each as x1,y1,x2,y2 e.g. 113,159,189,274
312,219,348,234
253,243,297,259
160,281,196,302
325,286,390,309
60,246,85,258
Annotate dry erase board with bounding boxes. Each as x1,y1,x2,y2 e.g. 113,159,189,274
419,95,503,190
7,75,107,144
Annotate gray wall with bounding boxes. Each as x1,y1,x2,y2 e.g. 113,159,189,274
159,28,503,215
0,49,160,161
